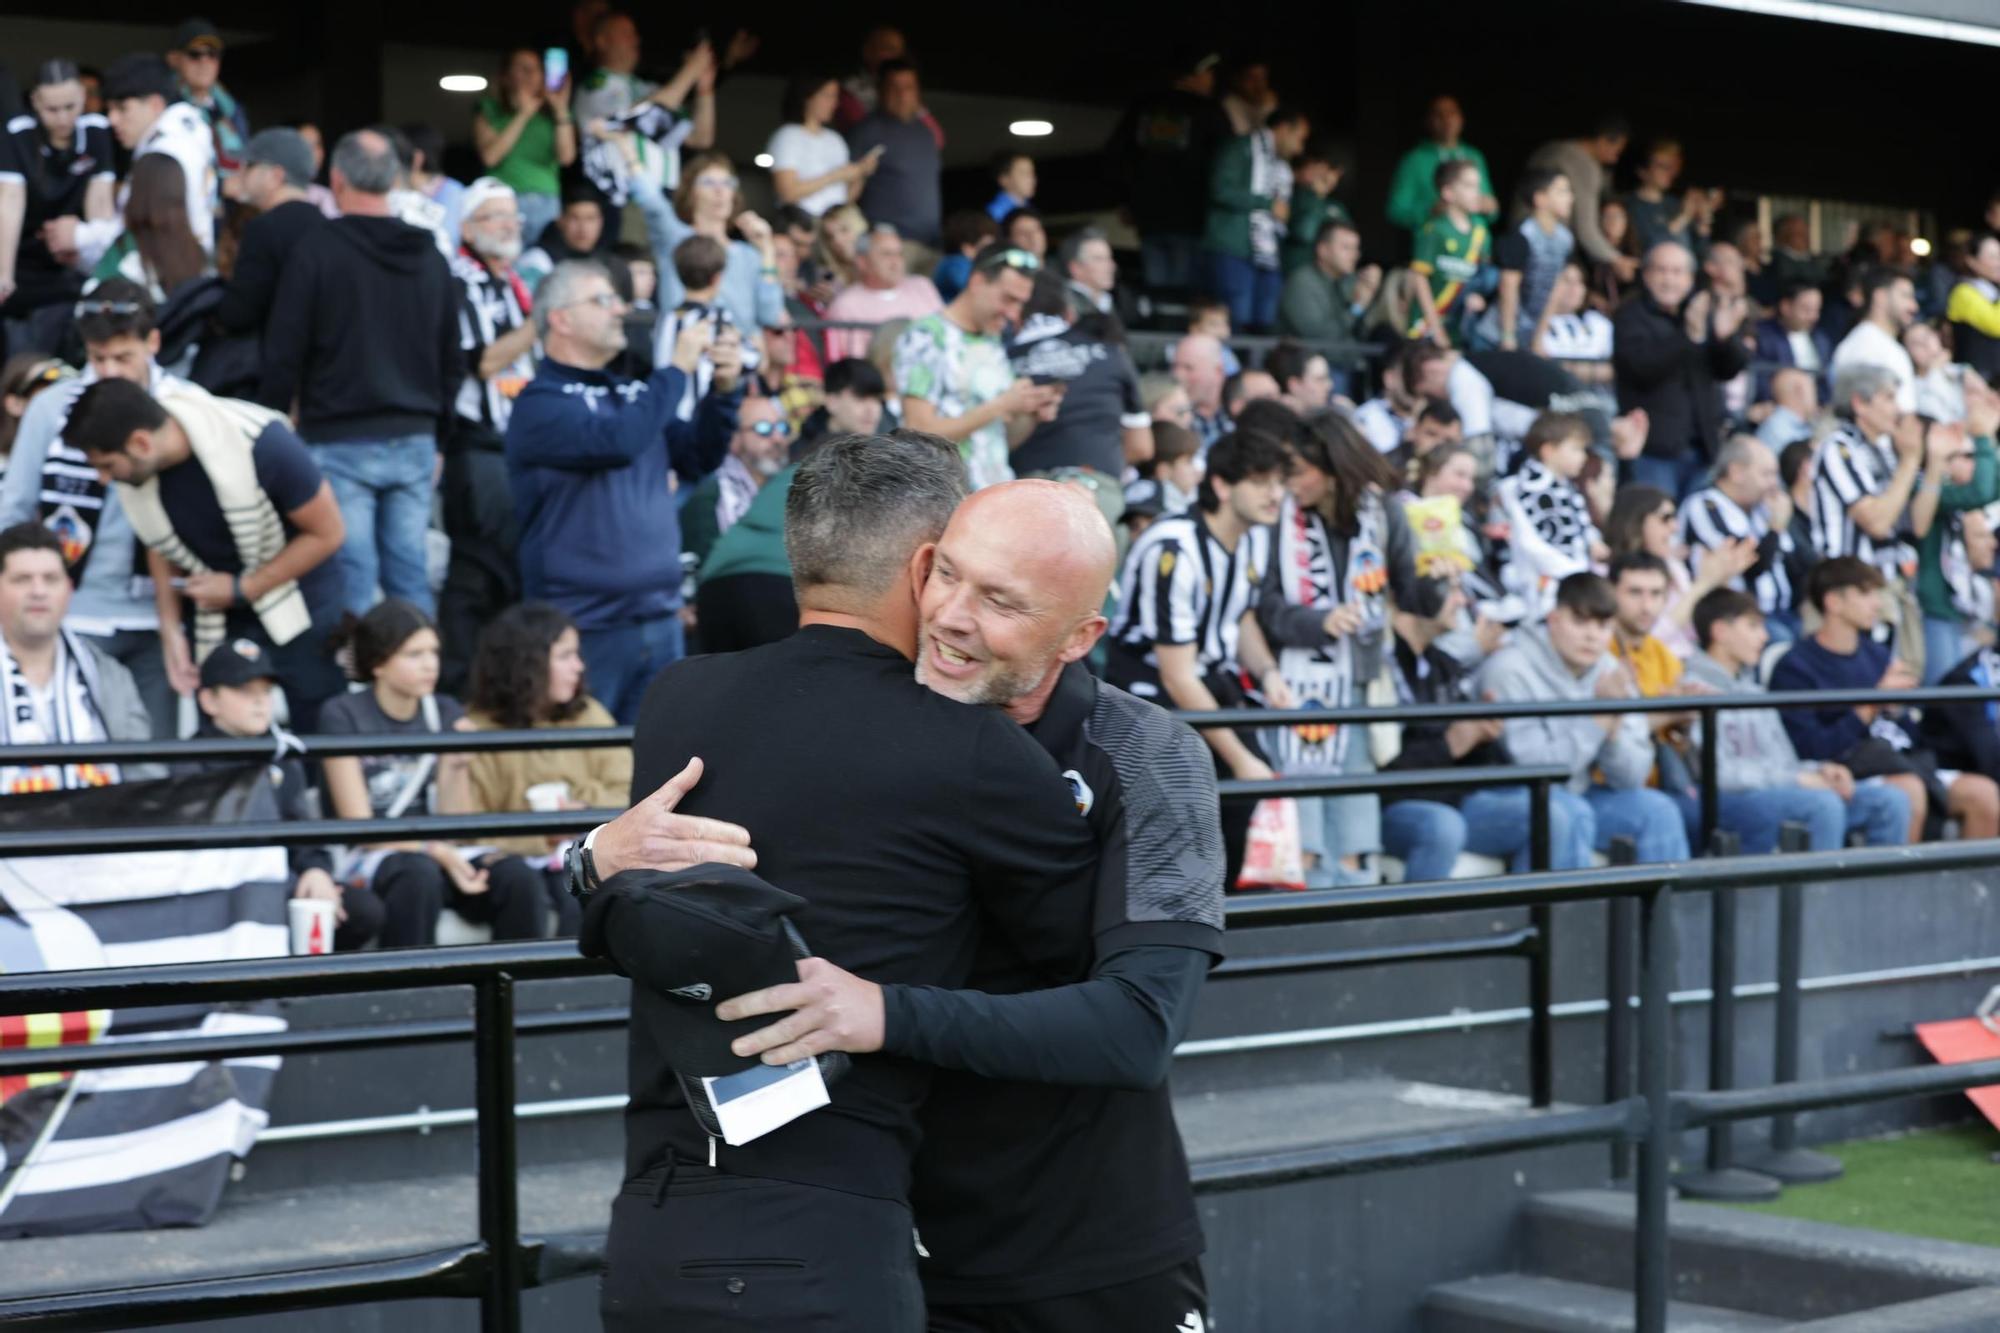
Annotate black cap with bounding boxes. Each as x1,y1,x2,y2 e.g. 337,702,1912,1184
1121,478,1166,523
102,53,176,104
199,637,279,691
173,17,223,52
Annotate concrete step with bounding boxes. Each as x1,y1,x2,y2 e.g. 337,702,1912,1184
1524,1189,2000,1323
1425,1273,1784,1332
1796,1288,2000,1330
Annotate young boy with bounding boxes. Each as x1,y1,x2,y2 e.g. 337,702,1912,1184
1409,159,1495,348
987,150,1037,223
187,639,384,950
1123,420,1204,522
1498,411,1609,618
653,234,742,418
1186,296,1244,376
1483,166,1575,352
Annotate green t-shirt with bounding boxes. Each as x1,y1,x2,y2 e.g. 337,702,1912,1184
1409,213,1489,332
478,97,560,200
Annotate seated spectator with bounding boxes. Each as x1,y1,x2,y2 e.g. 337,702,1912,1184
518,186,607,292
811,201,865,297
1,60,116,355
1265,341,1335,417
64,375,349,732
506,260,739,722
1684,589,1909,852
1622,139,1717,258
1758,367,1819,450
933,209,996,303
1603,549,1697,767
1407,159,1494,348
1770,556,1999,843
1753,280,1831,402
822,223,943,362
1352,339,1451,456
1811,363,1924,609
1613,241,1749,498
1173,332,1232,450
986,150,1035,224
0,522,154,795
1144,373,1194,432
1913,394,2000,681
1829,267,1919,414
1766,212,1825,297
1496,411,1608,618
681,394,791,568
1123,421,1202,520
1279,141,1351,277
1185,296,1244,375
1006,270,1149,512
1000,205,1047,263
1379,576,1594,876
1203,104,1309,332
463,602,631,937
794,356,885,458
1413,443,1512,626
473,47,576,245
1681,434,1797,637
1225,368,1279,422
1476,570,1688,863
216,128,327,335
90,154,210,304
1944,231,2000,384
1604,486,1747,659
0,354,70,468
631,151,784,341
1905,320,1970,424
766,73,870,218
1481,167,1573,353
1277,220,1381,360
321,600,546,945
1588,197,1640,312
1534,260,1616,411
753,313,824,435
894,242,1054,489
1060,226,1117,317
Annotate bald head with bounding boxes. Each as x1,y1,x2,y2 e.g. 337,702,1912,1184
916,479,1116,718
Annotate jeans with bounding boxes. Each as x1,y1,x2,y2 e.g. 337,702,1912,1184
1380,800,1466,882
1139,234,1202,292
1922,615,1971,685
1623,452,1707,499
1670,780,1911,853
312,436,438,618
1205,251,1282,331
1585,785,1691,863
517,191,560,248
1456,784,1598,872
580,614,686,724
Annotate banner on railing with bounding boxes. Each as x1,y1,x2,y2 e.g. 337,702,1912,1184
0,767,289,1238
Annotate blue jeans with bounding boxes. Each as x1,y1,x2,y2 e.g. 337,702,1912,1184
1922,615,1970,684
1455,784,1597,872
1668,779,1910,853
1585,785,1690,863
1623,453,1707,499
1139,234,1201,292
580,615,686,725
1380,800,1466,882
312,436,437,618
1205,251,1282,331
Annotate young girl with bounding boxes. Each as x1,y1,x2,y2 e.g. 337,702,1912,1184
320,601,545,946
463,604,631,936
1497,411,1609,619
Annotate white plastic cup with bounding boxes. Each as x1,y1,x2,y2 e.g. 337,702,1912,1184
525,780,572,812
289,897,337,956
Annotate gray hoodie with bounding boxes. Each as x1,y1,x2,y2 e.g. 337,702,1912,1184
1681,651,1812,792
1473,624,1654,793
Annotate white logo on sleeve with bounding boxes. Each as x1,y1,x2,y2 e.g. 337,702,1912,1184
1062,769,1094,817
1177,1314,1205,1333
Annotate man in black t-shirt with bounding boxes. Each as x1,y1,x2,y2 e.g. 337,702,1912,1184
1007,269,1152,522
0,60,117,350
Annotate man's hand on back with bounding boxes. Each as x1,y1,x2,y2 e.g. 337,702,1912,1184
592,757,758,879
717,956,884,1065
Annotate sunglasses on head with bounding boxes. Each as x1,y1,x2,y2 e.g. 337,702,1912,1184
74,299,145,319
976,247,1040,276
747,419,794,439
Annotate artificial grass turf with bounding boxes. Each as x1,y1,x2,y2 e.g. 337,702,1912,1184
1725,1123,2000,1248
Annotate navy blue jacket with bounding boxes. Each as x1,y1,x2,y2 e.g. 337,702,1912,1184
505,357,739,630
1767,633,1888,762
1752,316,1833,402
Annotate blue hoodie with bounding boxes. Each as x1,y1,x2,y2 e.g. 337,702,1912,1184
505,358,739,630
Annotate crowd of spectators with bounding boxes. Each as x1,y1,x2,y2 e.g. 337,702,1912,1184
1,17,2000,927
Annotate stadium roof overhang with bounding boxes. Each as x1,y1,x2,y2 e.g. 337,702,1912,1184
1680,0,2000,47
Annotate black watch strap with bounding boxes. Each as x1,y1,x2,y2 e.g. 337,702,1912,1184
566,838,605,901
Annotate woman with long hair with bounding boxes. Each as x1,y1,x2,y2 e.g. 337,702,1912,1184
767,74,877,217
1603,483,1754,659
462,604,630,936
812,202,867,299
631,148,784,338
92,154,209,300
474,47,576,244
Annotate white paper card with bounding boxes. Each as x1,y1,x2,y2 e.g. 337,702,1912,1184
700,1058,830,1146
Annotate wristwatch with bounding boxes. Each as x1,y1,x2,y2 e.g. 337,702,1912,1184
564,823,606,901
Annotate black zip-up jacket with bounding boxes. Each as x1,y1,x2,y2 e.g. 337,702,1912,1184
1612,291,1752,462
1381,632,1509,806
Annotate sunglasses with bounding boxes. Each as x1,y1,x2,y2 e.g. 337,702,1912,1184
976,247,1041,276
182,46,221,61
74,299,145,319
747,419,794,439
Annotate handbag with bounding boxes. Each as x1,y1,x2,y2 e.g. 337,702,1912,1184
1236,798,1307,892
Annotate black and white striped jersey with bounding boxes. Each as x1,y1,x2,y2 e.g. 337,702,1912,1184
451,252,532,435
1106,513,1270,699
1680,486,1793,614
1811,421,1911,579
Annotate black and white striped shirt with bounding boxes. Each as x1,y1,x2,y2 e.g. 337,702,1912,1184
452,252,532,435
1680,486,1792,614
1811,421,1911,579
1106,513,1270,700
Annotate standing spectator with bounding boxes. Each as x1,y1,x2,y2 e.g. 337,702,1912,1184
1280,142,1350,276
832,25,942,144
1173,332,1232,449
1202,104,1309,332
895,243,1055,490
767,73,874,219
1482,168,1573,353
516,187,606,290
321,600,546,945
630,151,784,339
473,48,576,246
1683,589,1909,852
286,119,341,219
1536,260,1618,411
1220,59,1276,136
1522,117,1634,286
932,209,997,304
987,150,1036,223
402,124,465,245
1811,364,1924,586
62,376,349,732
0,60,115,355
1001,206,1048,263
258,129,459,618
1110,51,1230,294
463,601,632,937
86,154,208,304
822,224,942,361
1682,434,1797,635
1060,227,1117,316
1407,160,1494,348
505,261,738,722
215,128,327,335
680,394,790,569
1265,342,1334,417
1006,270,1150,509
1475,571,1690,864
1766,213,1824,296
1753,280,1832,401
847,60,943,253
1385,95,1497,240
49,54,214,273
1912,396,2000,680
1622,139,1717,258
1829,267,1920,414
1613,241,1750,496
794,356,885,457
1588,198,1641,312
1496,412,1608,618
575,16,711,204
165,18,247,192
1945,232,2000,384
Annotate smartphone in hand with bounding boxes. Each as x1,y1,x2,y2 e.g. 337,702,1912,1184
544,47,569,93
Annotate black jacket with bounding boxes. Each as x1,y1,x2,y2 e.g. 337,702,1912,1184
1613,293,1752,462
175,725,332,880
217,199,327,335
257,214,460,443
1380,632,1509,806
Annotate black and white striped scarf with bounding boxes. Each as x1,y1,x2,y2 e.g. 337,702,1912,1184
0,628,116,793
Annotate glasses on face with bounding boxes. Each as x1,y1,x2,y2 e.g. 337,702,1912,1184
74,299,145,319
695,176,739,192
976,247,1041,276
562,291,625,312
182,46,220,62
747,419,794,439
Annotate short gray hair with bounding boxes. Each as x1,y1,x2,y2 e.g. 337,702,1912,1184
786,431,967,600
1832,361,1898,415
1058,225,1108,270
853,221,901,256
1711,433,1764,479
330,129,398,196
534,260,610,339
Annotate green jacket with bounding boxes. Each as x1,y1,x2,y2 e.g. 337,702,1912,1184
1385,140,1495,235
1916,433,2000,621
701,463,795,583
1281,191,1351,274
1201,134,1268,261
1277,266,1363,353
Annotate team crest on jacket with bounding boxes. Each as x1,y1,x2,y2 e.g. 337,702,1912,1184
1062,769,1094,817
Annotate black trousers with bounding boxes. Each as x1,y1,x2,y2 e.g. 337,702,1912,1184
365,851,546,948
927,1258,1209,1333
1214,747,1255,893
694,573,798,654
602,1161,923,1332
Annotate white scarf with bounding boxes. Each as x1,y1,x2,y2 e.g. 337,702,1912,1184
1265,495,1390,773
0,629,117,793
1248,129,1288,269
116,383,308,664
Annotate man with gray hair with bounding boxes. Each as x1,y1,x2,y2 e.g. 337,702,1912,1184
821,220,942,360
505,258,739,721
1682,434,1797,634
257,127,459,618
1811,360,1926,583
1613,238,1749,497
1061,225,1117,315
216,127,327,334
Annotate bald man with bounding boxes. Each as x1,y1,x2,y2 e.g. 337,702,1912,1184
720,479,1227,1332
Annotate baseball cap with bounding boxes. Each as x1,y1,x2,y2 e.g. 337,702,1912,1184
173,18,224,52
200,637,279,691
242,128,314,189
1121,479,1167,523
460,176,519,228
